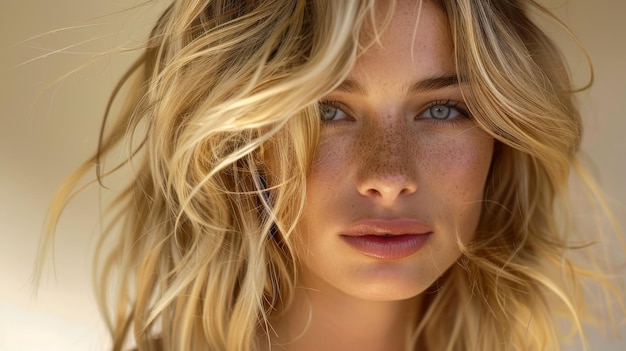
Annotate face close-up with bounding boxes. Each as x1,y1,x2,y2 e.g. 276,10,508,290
295,0,494,302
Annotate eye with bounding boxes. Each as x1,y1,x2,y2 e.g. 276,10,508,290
418,101,468,120
319,102,349,122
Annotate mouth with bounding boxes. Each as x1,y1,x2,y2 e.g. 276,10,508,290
340,219,433,260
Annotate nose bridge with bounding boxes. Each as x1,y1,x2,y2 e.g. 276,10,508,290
362,121,408,174
355,117,417,199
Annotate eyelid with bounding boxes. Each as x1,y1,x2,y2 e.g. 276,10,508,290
320,100,348,111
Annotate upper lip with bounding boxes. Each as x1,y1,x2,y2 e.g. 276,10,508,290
340,218,434,237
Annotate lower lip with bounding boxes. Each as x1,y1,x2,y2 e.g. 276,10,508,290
340,233,432,260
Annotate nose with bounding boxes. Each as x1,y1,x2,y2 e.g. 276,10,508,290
355,122,418,205
358,174,417,201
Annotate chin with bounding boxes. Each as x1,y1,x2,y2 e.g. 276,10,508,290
337,259,450,302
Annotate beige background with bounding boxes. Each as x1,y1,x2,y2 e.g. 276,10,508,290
0,0,624,350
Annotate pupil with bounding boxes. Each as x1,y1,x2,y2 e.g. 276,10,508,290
431,105,450,119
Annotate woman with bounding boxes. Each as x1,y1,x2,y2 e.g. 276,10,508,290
38,0,623,350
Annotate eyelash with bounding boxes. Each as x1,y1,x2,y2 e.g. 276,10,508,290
318,100,471,126
421,100,471,125
319,101,349,125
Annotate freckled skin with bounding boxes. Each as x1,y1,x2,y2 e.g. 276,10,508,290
296,1,494,302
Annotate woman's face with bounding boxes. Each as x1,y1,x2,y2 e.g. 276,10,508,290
295,0,494,301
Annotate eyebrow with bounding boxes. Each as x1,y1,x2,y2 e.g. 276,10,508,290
333,75,460,96
334,79,366,95
407,75,460,93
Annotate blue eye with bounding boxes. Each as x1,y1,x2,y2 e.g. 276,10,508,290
419,101,467,120
320,102,348,122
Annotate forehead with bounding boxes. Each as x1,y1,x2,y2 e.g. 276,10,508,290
354,0,454,80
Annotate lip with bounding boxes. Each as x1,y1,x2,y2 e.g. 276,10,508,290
340,219,433,260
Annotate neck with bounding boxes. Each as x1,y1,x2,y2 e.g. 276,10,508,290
267,287,423,351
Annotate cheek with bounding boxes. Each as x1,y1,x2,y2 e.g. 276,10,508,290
419,131,493,241
307,134,352,187
420,130,493,198
300,135,352,231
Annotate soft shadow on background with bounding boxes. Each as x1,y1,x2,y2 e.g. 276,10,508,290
1,0,624,350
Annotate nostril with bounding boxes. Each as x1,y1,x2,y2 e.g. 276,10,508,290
399,187,413,196
359,174,418,202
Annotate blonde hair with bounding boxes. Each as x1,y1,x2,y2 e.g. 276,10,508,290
37,0,623,350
